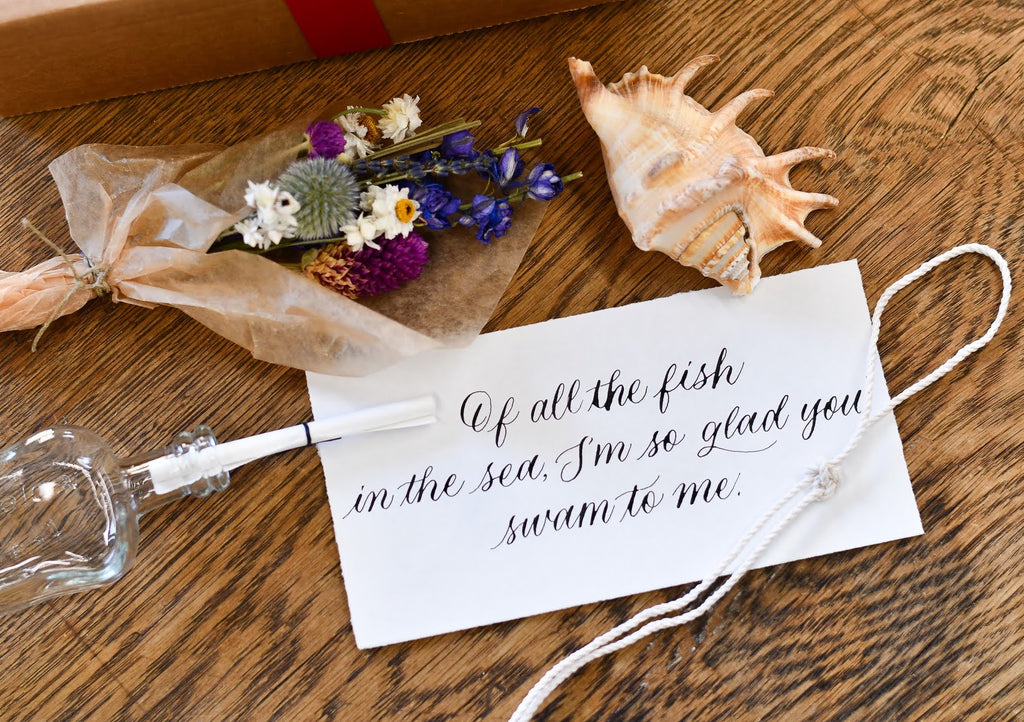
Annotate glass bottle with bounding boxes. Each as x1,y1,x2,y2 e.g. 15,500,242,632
0,426,228,614
0,394,435,615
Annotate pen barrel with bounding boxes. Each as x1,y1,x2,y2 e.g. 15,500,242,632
306,394,437,444
147,395,437,494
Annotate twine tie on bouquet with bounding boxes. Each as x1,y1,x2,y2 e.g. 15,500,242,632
510,243,1011,722
20,218,111,352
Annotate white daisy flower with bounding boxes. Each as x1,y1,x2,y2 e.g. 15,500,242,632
275,190,300,215
342,214,382,252
273,190,300,235
345,133,375,158
235,217,270,250
265,225,287,245
238,181,301,249
380,94,422,143
337,112,365,135
244,180,277,210
337,112,376,158
361,184,420,239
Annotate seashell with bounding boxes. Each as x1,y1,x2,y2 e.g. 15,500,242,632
569,56,838,294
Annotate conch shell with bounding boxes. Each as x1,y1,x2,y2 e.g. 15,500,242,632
569,56,838,294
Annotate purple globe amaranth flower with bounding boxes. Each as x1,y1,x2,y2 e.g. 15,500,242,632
440,129,476,158
467,194,513,243
306,120,347,158
526,163,563,201
306,233,429,299
514,107,540,137
410,183,461,230
354,232,429,296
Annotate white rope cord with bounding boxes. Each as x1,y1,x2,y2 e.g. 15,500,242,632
510,244,1012,722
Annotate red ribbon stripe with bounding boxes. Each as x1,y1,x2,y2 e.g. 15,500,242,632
282,0,392,57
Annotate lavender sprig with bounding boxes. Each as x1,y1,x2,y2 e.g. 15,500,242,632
353,154,494,182
359,138,543,186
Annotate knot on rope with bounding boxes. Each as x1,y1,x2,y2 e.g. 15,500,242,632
809,461,842,501
76,260,113,296
77,259,112,297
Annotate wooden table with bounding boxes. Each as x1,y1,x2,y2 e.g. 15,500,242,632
2,0,1022,718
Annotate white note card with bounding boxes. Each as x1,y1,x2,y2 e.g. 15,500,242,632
307,261,922,649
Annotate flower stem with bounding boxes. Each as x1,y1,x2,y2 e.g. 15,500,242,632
492,135,524,152
370,171,417,186
332,107,385,120
257,236,347,253
210,234,347,254
209,235,248,253
509,138,543,152
363,119,482,161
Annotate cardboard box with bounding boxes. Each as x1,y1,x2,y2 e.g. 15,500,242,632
0,0,611,116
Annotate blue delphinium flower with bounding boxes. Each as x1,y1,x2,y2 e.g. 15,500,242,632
462,194,513,243
525,163,563,201
490,148,524,191
410,183,461,229
440,130,476,158
514,107,540,137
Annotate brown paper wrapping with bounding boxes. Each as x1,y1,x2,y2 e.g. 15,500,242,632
0,126,543,375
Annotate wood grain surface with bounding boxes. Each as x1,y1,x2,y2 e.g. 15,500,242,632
1,0,1022,719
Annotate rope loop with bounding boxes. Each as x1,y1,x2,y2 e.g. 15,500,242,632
510,245,1011,722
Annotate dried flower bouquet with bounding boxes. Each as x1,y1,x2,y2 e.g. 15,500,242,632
0,98,576,375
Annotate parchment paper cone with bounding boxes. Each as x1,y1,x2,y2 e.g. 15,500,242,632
0,124,544,376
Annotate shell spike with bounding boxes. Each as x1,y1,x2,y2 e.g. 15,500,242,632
567,57,604,98
760,217,824,250
790,190,840,211
713,88,774,131
673,54,720,92
764,146,836,173
788,222,824,249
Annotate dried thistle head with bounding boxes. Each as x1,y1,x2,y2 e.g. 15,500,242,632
278,157,360,239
